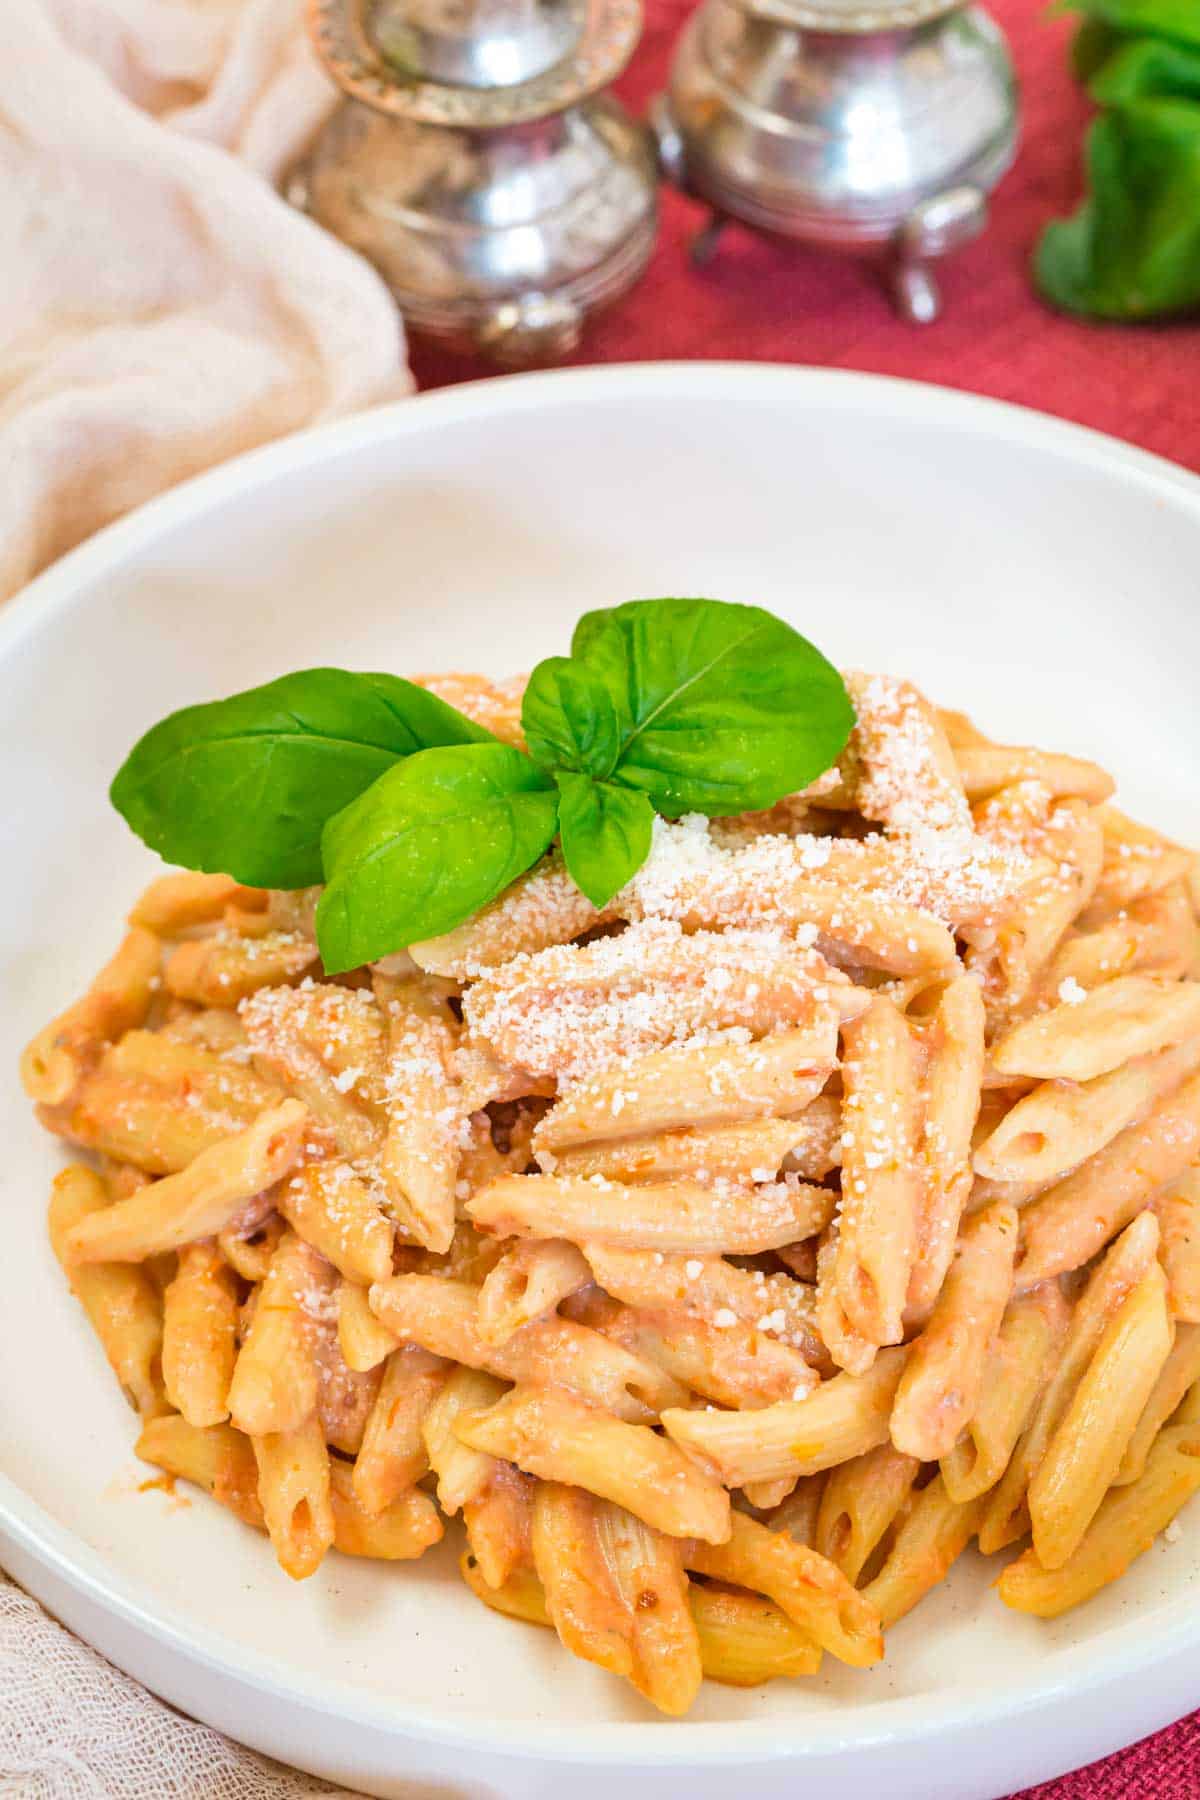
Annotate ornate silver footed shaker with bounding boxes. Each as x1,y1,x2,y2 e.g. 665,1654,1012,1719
652,0,1019,322
291,0,659,363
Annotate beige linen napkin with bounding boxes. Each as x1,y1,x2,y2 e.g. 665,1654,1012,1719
0,0,408,607
2,2,405,1789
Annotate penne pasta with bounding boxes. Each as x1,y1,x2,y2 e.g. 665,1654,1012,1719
1116,1323,1200,1487
999,1421,1200,1618
21,928,161,1106
454,1385,732,1544
545,1100,843,1187
338,1278,403,1372
1028,1263,1174,1569
161,1239,239,1427
861,1475,985,1627
832,998,922,1352
130,872,266,934
368,1273,684,1422
277,1157,394,1286
1015,1071,1200,1288
352,1343,450,1516
470,1171,835,1256
1154,1169,1200,1324
891,1202,1018,1461
422,1366,511,1515
978,1212,1160,1554
64,1100,307,1264
47,1167,168,1419
940,1284,1068,1505
686,1511,883,1667
228,1229,332,1438
991,976,1200,1083
660,1348,909,1489
477,1239,592,1345
252,1414,336,1581
165,930,317,1007
814,1443,921,1585
905,975,986,1321
532,1028,838,1154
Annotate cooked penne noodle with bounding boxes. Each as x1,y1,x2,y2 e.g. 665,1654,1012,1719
815,1223,877,1378
470,1172,835,1256
375,973,465,1256
23,928,161,1108
814,1444,921,1584
462,1465,533,1591
477,1239,592,1345
277,1157,394,1286
352,1343,450,1515
1116,1323,1200,1486
891,1202,1018,1461
64,1099,307,1264
165,930,317,1007
368,1274,683,1422
47,1167,168,1419
21,928,162,1106
1015,1071,1200,1288
686,1511,883,1667
1094,807,1196,909
241,983,384,1165
1154,1168,1200,1323
764,1474,827,1547
130,872,266,934
327,1459,443,1561
545,1101,843,1187
1028,1262,1174,1569
954,746,1114,805
459,1553,822,1685
573,1291,819,1411
454,1385,732,1544
532,1028,837,1154
338,1278,403,1371
162,1240,239,1427
532,1484,703,1716
422,1366,511,1514
660,1348,908,1488
999,1421,1200,1618
833,998,922,1351
905,975,986,1320
940,1284,1068,1504
991,977,1200,1083
579,1243,821,1362
228,1229,332,1438
252,1415,336,1581
861,1475,985,1627
412,854,607,978
974,1038,1200,1185
978,1212,1160,1554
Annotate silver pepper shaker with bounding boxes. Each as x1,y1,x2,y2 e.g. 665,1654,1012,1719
652,0,1019,322
290,0,659,363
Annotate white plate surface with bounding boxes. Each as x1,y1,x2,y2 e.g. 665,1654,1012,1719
2,364,1199,1800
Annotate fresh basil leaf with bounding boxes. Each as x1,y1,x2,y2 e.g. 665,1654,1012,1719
570,598,854,816
316,744,559,972
554,771,654,908
521,656,621,779
110,669,493,889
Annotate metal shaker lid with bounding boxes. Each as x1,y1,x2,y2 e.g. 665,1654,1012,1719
747,0,963,30
310,0,642,125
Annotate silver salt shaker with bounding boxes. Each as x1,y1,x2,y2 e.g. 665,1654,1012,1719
291,0,659,363
652,0,1019,321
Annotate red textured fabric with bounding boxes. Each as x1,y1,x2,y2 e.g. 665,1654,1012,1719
415,2,1200,1790
411,0,1200,468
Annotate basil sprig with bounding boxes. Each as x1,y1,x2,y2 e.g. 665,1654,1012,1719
110,598,853,973
110,669,492,889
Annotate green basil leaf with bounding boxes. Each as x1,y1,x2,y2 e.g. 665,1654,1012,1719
1067,0,1200,51
110,669,493,889
570,597,854,816
554,771,655,908
316,744,559,972
521,656,622,779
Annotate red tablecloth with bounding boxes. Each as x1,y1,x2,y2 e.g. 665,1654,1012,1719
416,2,1199,1790
412,0,1200,472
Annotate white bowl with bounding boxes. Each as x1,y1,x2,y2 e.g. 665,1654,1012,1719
3,364,1199,1800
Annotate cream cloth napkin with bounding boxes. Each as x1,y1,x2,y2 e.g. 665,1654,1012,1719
0,0,409,607
2,2,404,1790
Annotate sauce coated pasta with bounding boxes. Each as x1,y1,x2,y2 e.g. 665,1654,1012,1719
23,665,1200,1715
